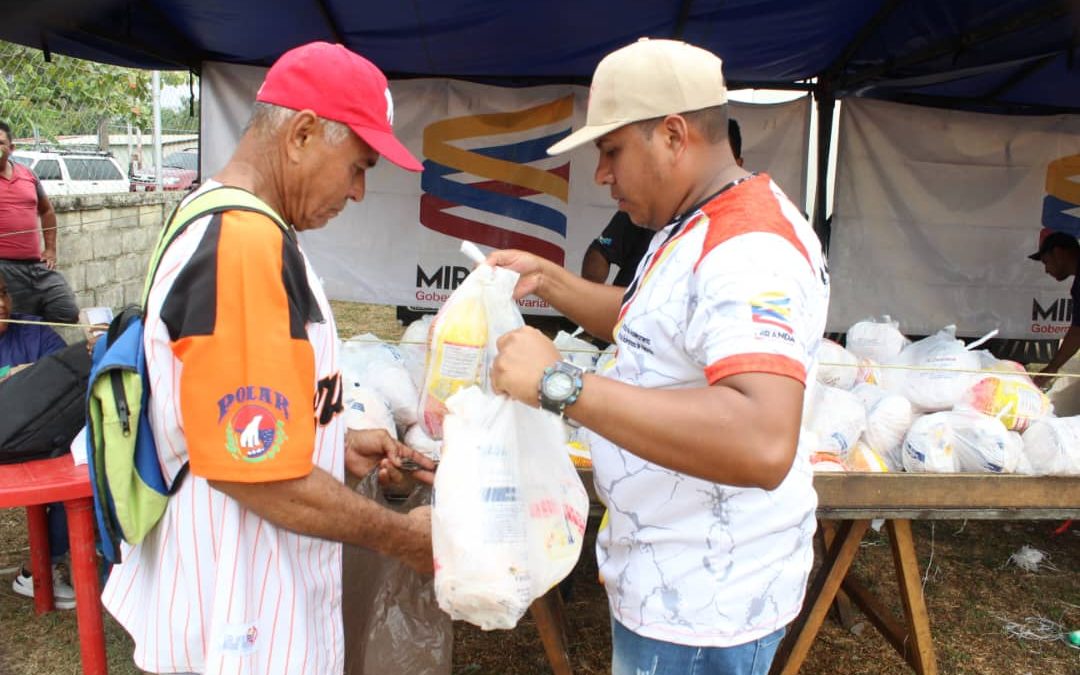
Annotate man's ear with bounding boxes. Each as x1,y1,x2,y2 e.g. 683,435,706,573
661,114,690,158
283,110,321,163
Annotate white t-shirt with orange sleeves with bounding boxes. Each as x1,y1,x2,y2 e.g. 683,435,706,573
590,173,830,647
102,183,346,674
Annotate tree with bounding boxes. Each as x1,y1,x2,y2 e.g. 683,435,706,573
0,41,194,142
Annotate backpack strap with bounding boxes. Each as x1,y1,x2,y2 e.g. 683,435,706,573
140,186,292,306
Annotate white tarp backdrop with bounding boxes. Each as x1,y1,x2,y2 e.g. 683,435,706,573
201,62,810,313
828,99,1080,340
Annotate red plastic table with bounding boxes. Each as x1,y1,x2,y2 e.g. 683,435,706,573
0,455,106,675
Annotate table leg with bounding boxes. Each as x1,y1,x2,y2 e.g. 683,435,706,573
25,504,54,614
770,519,871,675
819,521,858,630
66,497,108,675
529,588,572,675
886,519,937,675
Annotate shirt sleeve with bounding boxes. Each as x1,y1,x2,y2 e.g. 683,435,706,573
161,210,321,483
588,212,632,264
36,327,66,359
684,233,823,385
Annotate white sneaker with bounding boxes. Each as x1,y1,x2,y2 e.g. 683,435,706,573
11,565,76,610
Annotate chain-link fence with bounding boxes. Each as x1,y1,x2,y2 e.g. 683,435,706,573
0,40,198,182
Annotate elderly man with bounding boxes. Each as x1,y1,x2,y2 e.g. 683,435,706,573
488,39,829,674
101,42,433,675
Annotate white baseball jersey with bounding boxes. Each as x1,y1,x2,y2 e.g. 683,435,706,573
102,183,346,674
590,173,829,647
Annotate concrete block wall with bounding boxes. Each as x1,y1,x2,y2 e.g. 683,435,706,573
51,192,186,314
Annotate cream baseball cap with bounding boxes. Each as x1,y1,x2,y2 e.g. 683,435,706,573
547,38,728,155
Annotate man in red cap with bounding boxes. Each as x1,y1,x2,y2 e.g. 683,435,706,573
1029,227,1080,388
101,42,431,675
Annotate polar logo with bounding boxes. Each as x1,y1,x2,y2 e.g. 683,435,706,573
384,88,395,126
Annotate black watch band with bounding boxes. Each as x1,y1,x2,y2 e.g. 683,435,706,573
538,360,585,415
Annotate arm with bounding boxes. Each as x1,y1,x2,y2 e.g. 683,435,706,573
36,183,57,269
581,246,611,284
488,249,626,342
492,327,802,489
1035,324,1080,388
210,468,432,574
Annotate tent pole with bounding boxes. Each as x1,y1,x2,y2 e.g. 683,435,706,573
813,84,835,252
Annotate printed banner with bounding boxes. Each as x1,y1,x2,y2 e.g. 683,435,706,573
201,62,810,313
828,99,1080,340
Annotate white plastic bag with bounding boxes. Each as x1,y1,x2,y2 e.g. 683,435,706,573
343,384,397,437
1020,417,1080,475
553,330,599,370
340,335,420,429
960,375,1051,432
880,326,981,412
852,383,913,471
419,263,521,438
902,410,1022,474
804,385,866,453
400,315,434,390
816,339,858,390
433,387,588,630
404,424,443,462
845,316,909,362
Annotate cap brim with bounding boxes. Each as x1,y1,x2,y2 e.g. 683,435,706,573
1028,251,1043,261
352,125,424,172
547,121,630,155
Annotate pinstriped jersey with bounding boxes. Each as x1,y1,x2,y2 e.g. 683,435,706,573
102,183,346,674
590,173,829,647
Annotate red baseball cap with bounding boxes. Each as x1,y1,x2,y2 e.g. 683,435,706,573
256,41,423,172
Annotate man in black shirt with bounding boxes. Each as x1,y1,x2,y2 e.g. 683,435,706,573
581,118,743,286
1030,227,1080,388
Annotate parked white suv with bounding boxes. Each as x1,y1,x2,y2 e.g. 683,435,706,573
10,150,129,196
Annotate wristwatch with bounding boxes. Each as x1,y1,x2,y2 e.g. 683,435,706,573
538,360,585,415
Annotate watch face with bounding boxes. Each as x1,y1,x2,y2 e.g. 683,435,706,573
543,371,576,400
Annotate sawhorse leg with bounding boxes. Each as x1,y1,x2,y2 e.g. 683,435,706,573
887,519,937,675
530,587,572,675
770,519,871,675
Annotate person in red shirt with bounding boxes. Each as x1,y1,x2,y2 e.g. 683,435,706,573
0,121,78,324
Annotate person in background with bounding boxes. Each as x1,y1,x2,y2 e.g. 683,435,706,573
488,39,828,675
581,118,743,286
100,42,435,675
0,273,75,608
0,121,79,324
1029,227,1080,388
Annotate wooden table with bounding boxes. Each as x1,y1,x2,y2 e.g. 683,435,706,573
770,473,1080,675
533,471,1080,675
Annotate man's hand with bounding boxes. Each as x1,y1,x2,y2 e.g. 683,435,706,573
485,249,550,300
492,326,562,406
344,428,436,487
41,248,57,270
1033,370,1057,391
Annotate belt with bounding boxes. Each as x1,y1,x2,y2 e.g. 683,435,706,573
0,258,42,265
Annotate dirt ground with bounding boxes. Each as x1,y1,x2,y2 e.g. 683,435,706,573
0,303,1076,674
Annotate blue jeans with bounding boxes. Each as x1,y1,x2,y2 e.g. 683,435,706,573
612,619,786,675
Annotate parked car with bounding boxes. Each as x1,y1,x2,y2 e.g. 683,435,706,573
10,150,130,196
129,148,199,192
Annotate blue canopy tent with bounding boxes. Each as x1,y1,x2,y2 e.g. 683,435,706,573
2,0,1077,245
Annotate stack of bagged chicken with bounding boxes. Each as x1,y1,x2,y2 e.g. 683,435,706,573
806,317,1079,475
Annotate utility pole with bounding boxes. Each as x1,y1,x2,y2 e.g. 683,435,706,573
152,70,163,191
